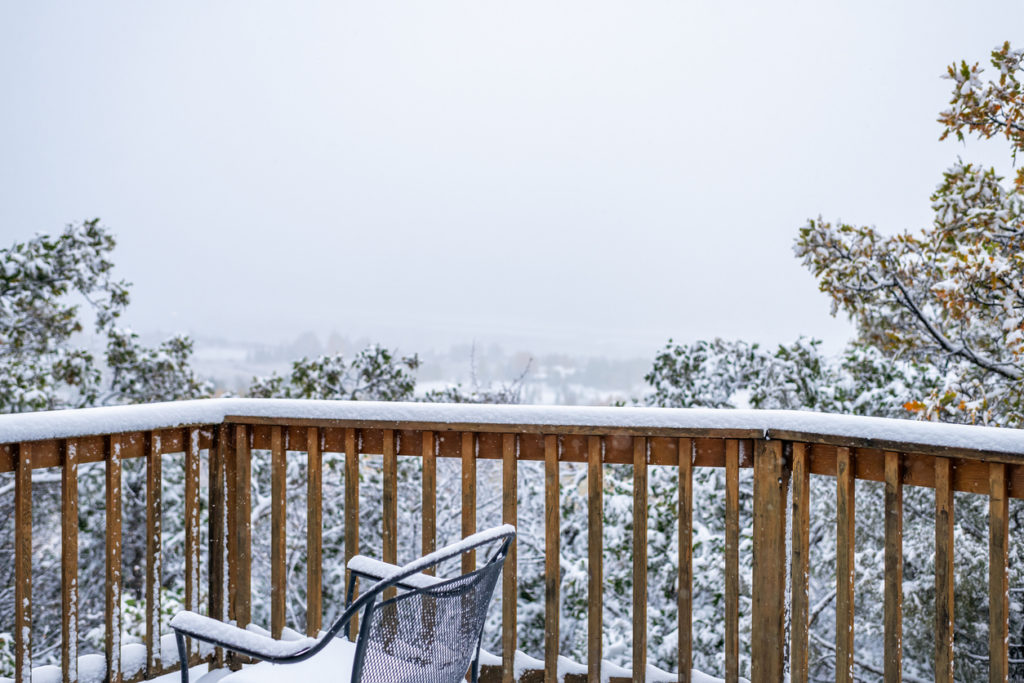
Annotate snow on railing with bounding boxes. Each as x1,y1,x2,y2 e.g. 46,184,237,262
2,398,1024,456
2,400,1022,682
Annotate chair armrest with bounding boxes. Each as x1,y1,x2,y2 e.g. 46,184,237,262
347,555,442,590
169,611,316,659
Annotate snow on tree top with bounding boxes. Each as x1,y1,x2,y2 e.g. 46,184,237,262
1,397,1023,457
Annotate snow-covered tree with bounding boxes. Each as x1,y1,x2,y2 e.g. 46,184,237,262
796,42,1024,427
248,346,419,401
645,336,939,418
0,221,211,410
105,328,211,404
0,220,127,412
0,222,211,675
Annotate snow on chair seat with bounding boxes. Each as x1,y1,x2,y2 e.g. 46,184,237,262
169,525,516,683
217,637,359,683
169,612,317,660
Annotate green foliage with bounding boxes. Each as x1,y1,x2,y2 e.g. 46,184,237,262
796,42,1024,427
0,220,128,411
645,336,937,418
938,41,1024,184
248,346,419,401
106,328,211,403
0,221,211,411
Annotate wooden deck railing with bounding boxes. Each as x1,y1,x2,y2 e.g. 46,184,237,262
2,400,1023,682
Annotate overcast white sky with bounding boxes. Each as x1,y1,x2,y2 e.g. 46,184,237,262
2,1,1022,358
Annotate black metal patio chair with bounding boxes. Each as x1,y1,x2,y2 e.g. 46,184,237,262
169,525,515,683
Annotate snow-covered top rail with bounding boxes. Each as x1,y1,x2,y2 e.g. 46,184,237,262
1,397,1023,461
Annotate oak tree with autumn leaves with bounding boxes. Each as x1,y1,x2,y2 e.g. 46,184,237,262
797,42,1024,427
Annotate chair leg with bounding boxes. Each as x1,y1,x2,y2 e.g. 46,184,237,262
470,640,482,683
176,631,190,683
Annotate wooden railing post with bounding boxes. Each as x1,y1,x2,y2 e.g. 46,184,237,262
587,435,603,683
422,431,436,574
462,432,477,574
835,447,855,683
751,438,789,682
382,429,397,565
270,426,286,639
989,462,1009,683
935,458,954,682
544,435,560,683
344,428,360,641
502,434,518,683
14,443,32,683
209,426,226,669
677,438,693,683
790,443,810,683
232,425,252,636
382,430,397,601
725,440,739,683
883,452,903,683
225,427,238,630
145,432,162,675
185,428,201,660
222,424,250,670
61,440,79,683
106,435,124,683
306,427,323,637
632,437,648,683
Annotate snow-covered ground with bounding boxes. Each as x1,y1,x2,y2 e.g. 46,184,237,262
5,640,740,683
145,647,737,683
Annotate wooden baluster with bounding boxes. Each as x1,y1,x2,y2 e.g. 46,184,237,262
588,435,603,683
106,435,123,683
209,426,226,669
225,427,238,630
418,431,438,646
633,437,648,683
544,435,560,683
935,457,954,683
790,443,810,683
883,452,903,683
836,447,855,683
344,428,360,641
185,428,201,660
234,425,252,632
725,439,739,683
62,440,79,683
751,439,789,682
989,462,1009,683
15,443,32,683
383,430,397,600
462,432,477,574
422,432,436,575
145,433,162,675
677,438,693,683
383,429,397,564
306,427,323,637
502,434,518,683
271,426,286,639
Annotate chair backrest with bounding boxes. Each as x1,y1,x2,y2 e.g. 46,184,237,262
351,532,512,683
